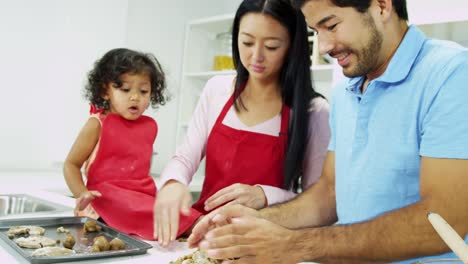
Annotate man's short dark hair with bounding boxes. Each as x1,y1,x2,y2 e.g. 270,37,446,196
290,0,408,21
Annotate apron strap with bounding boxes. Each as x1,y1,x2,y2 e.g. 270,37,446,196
216,81,290,139
214,82,247,126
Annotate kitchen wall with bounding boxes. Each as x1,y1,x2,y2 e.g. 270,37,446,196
0,0,466,176
0,0,129,171
0,0,242,174
0,0,236,173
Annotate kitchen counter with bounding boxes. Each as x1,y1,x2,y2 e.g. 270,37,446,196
0,171,197,263
0,171,316,263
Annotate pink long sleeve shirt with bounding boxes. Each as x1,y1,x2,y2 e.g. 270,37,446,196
159,75,330,206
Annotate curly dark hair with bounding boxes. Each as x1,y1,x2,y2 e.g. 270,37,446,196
84,48,167,109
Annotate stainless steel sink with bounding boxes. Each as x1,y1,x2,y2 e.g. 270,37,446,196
0,194,71,217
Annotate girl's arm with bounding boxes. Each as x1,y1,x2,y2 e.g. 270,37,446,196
63,118,101,198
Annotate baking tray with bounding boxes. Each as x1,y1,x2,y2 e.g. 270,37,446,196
0,216,152,263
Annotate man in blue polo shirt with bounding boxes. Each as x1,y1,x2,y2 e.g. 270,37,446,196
188,0,468,263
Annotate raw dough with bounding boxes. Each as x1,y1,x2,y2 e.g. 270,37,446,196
7,226,45,236
56,226,70,233
31,246,75,257
170,250,220,264
15,236,56,249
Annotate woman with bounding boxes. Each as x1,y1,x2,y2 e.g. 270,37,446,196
154,0,330,246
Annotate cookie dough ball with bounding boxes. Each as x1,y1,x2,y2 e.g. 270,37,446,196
109,238,126,250
83,220,102,233
93,236,110,251
62,234,76,249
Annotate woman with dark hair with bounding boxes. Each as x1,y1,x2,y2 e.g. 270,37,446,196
154,0,330,246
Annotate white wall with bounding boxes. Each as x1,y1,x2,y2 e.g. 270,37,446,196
0,0,238,173
0,0,128,170
407,0,468,25
1,0,466,175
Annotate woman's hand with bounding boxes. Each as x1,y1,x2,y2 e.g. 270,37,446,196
74,190,102,216
153,180,192,247
204,183,267,212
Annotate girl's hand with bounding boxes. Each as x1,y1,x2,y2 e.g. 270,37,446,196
203,183,267,212
74,190,102,216
153,180,192,247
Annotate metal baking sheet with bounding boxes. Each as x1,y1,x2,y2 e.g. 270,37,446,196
0,216,152,264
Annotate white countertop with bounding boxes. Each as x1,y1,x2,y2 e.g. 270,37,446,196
0,170,316,263
0,170,197,263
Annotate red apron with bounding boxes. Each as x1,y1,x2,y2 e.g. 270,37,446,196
86,113,158,240
191,93,290,215
86,113,201,239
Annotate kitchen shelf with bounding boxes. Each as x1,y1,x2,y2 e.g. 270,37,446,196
184,70,236,80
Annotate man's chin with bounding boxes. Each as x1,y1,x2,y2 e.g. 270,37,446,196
342,65,366,78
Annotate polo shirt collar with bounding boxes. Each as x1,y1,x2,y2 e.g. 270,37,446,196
345,24,427,91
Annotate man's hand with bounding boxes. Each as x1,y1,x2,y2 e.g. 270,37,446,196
198,215,300,264
188,204,259,248
204,183,267,211
74,190,102,215
153,180,192,247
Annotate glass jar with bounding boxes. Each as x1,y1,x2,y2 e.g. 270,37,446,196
213,32,234,71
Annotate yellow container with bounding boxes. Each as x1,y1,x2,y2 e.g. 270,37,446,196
213,32,234,71
213,55,234,71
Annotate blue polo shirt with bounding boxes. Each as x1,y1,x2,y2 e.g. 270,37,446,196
329,25,468,263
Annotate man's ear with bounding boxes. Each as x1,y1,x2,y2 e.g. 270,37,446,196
375,0,393,22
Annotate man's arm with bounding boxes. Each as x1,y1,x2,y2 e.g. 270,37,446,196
260,151,337,229
187,151,337,249
291,157,468,263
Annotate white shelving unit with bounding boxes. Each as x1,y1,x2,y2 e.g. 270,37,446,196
176,8,468,179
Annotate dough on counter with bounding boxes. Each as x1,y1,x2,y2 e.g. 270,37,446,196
170,250,221,264
15,236,57,249
7,226,46,236
31,246,75,257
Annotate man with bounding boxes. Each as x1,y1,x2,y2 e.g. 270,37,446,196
187,0,468,263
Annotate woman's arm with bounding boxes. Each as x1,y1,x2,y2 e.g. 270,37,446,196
158,76,230,188
302,97,330,190
256,97,331,206
155,75,234,246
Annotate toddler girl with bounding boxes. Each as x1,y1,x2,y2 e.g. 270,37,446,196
64,48,167,239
